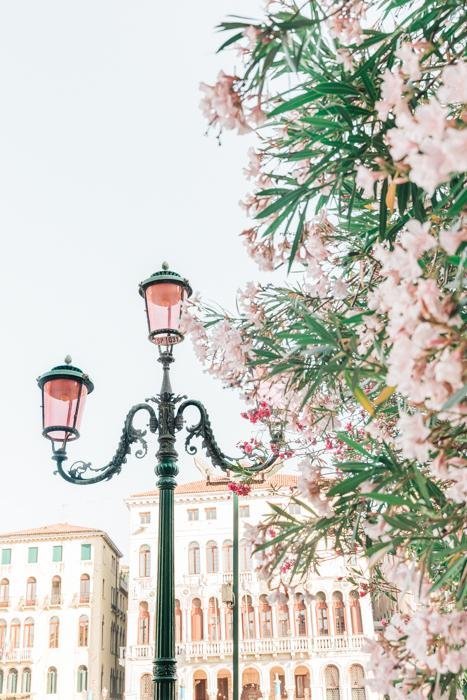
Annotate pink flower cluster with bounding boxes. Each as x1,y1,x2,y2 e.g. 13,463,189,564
323,0,367,46
376,57,467,195
227,481,251,496
238,438,261,455
368,219,464,421
366,607,467,697
200,71,251,134
241,401,272,423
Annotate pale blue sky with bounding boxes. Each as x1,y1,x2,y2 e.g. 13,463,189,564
0,1,279,558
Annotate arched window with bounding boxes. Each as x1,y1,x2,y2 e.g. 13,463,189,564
0,578,9,607
49,616,59,648
316,592,329,635
26,577,36,605
10,618,21,648
206,541,219,574
208,597,220,641
77,665,88,692
222,540,233,573
51,576,61,605
349,590,363,635
259,594,272,637
239,539,252,571
325,665,340,700
138,602,150,645
191,598,203,641
80,574,90,604
175,599,182,643
332,592,346,634
47,666,58,694
294,592,307,636
277,595,290,637
78,615,89,647
23,617,34,647
0,619,6,648
188,542,200,575
22,668,32,693
141,673,153,700
350,665,366,700
7,669,18,693
139,545,151,578
241,594,256,639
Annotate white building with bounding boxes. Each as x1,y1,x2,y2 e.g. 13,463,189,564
122,475,378,700
0,523,127,699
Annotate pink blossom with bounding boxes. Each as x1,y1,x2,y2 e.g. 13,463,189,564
434,348,463,392
413,99,447,141
438,60,467,104
249,103,267,126
244,148,262,179
396,43,421,81
401,219,436,257
199,71,251,134
331,278,348,299
376,69,406,120
396,412,433,463
406,140,451,195
356,164,384,198
336,48,354,71
363,515,391,540
243,25,261,51
439,220,467,255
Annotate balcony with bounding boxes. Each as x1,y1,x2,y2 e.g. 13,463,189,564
0,648,33,662
122,635,366,662
131,578,155,600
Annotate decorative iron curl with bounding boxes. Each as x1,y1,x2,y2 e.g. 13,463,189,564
175,399,280,474
52,403,158,485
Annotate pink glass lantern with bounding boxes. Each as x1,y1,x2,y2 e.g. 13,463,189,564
37,358,94,443
139,263,192,345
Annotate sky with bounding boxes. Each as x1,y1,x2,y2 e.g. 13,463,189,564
0,1,277,559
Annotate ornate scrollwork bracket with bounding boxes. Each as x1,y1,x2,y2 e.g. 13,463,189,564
51,403,158,485
175,399,280,475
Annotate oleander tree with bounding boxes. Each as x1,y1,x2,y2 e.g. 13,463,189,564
188,1,467,696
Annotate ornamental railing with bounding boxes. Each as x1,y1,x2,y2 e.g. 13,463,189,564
0,647,33,662
121,635,366,661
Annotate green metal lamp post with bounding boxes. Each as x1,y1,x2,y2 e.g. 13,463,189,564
37,264,279,700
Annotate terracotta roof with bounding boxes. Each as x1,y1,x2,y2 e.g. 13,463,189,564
131,474,298,498
0,523,103,537
0,523,123,557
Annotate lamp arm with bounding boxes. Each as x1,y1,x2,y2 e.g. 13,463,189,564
52,403,158,485
175,399,280,474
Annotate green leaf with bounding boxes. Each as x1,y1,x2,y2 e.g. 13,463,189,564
367,492,412,507
379,179,388,240
268,90,320,117
328,472,373,496
397,182,410,215
314,81,360,96
335,432,374,458
441,384,467,410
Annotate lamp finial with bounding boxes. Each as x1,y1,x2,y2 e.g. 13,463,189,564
64,355,72,365
161,261,169,271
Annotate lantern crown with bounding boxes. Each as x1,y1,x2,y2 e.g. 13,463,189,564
138,264,192,298
37,360,94,394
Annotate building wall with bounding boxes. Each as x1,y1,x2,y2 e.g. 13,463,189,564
0,527,126,700
122,480,378,700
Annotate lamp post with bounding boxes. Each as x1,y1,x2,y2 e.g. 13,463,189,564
37,263,280,700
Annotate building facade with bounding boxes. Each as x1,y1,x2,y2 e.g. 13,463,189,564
122,476,378,700
0,523,127,699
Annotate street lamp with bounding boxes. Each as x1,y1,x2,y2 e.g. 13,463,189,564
37,263,280,700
